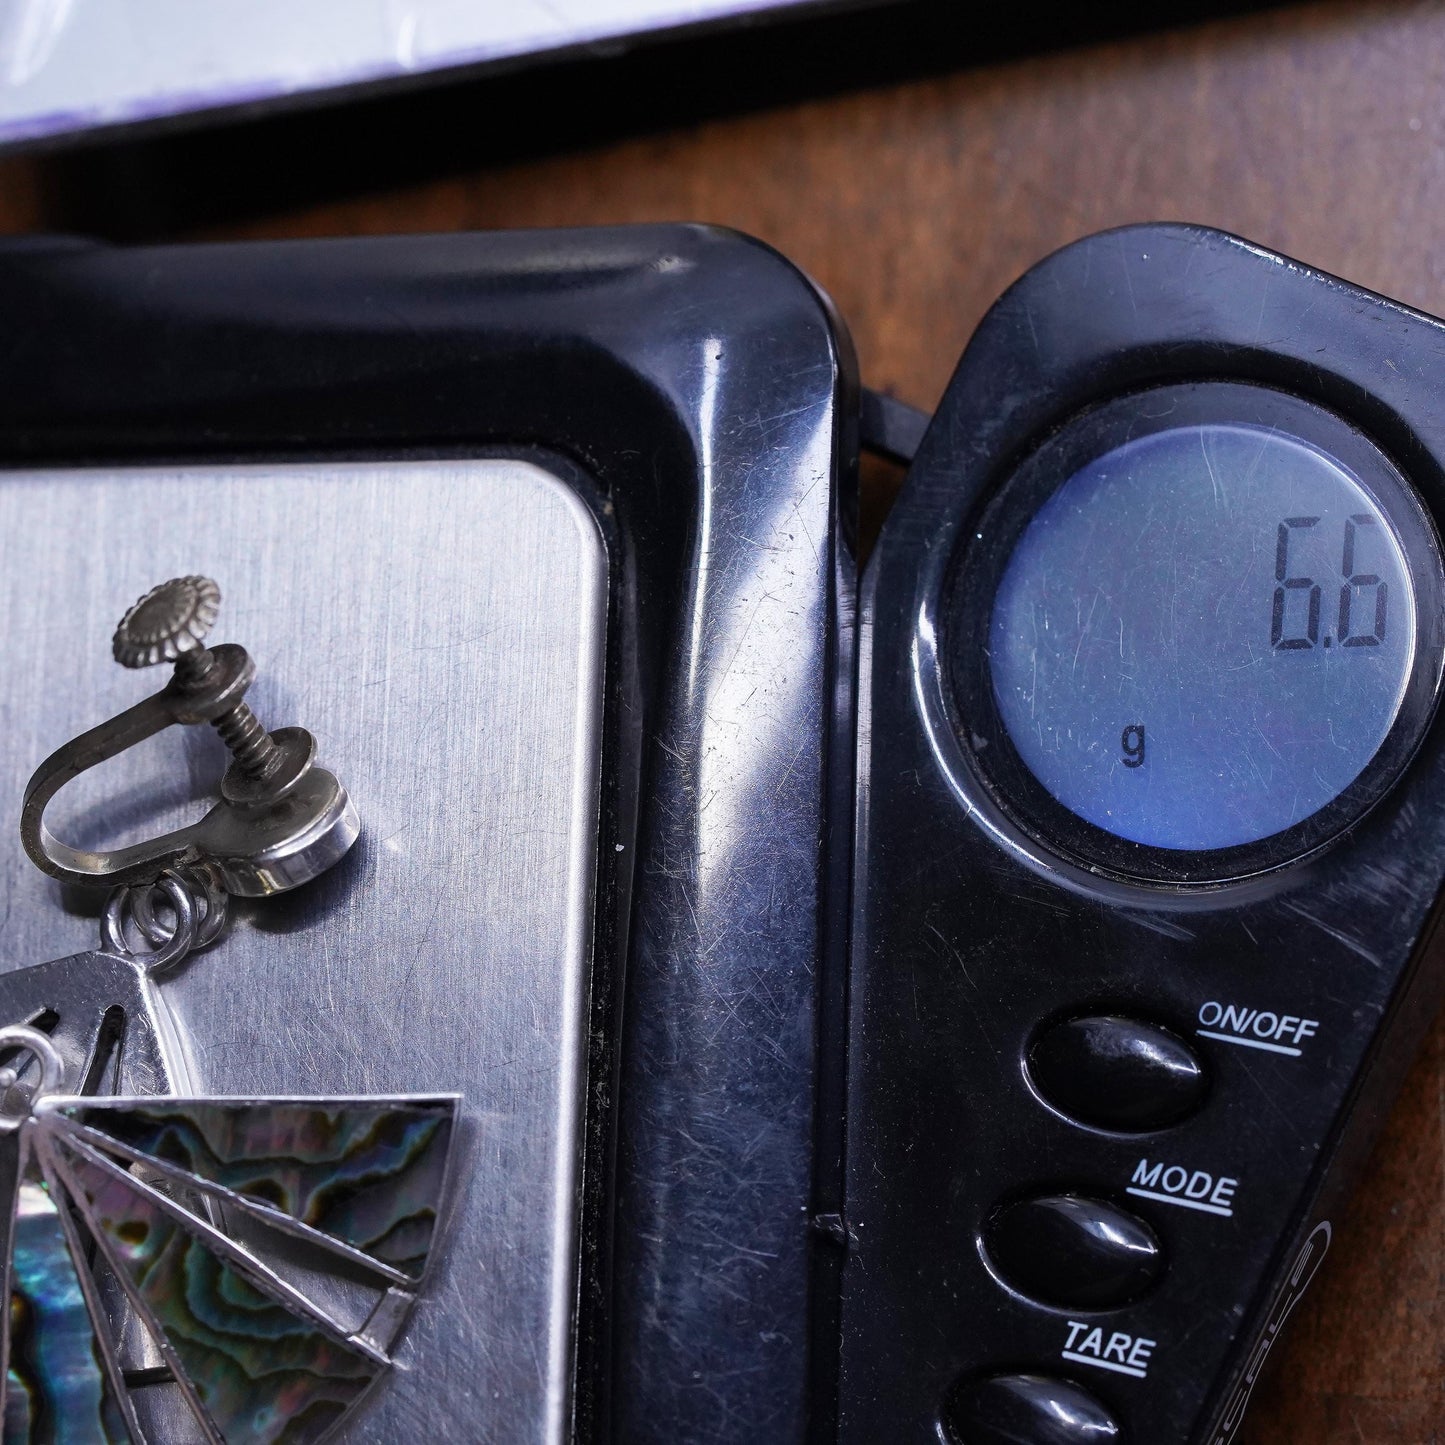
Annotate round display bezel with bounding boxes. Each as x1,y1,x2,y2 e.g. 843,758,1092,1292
944,382,1445,885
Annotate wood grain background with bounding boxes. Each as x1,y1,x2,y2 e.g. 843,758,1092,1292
1,1,1442,1437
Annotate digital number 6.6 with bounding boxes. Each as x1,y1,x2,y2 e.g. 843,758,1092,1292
1271,513,1388,650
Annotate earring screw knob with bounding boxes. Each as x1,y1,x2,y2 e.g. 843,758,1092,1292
113,576,301,797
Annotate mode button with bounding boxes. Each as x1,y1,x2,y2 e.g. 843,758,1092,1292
984,1193,1162,1309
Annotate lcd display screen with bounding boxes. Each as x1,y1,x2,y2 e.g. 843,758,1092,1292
988,423,1417,851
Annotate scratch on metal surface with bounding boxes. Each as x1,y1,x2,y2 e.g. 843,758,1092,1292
1280,898,1383,968
1126,913,1196,942
924,922,1003,1057
1116,233,1140,325
771,738,810,801
1234,1052,1306,1143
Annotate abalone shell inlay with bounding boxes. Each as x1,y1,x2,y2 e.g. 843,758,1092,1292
63,1100,455,1280
4,1175,129,1444
56,1145,378,1445
0,1087,456,1443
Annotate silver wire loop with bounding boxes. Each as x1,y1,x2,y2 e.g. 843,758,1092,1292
131,865,228,952
101,870,206,973
0,1023,65,1132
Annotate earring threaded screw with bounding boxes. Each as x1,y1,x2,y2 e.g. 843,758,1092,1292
114,576,288,787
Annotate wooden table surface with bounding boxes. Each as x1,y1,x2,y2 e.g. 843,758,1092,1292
2,1,1442,1438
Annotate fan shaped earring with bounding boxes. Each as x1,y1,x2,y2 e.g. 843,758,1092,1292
0,1024,457,1444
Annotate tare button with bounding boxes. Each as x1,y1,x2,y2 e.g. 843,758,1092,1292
1060,1320,1158,1380
942,1373,1121,1444
1196,999,1320,1057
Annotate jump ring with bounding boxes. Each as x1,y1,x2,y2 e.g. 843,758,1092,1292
102,871,198,973
131,866,228,950
0,1024,65,1131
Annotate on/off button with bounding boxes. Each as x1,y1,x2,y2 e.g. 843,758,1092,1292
1028,1015,1208,1132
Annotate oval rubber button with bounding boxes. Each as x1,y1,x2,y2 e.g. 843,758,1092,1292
985,1194,1162,1309
943,1373,1122,1444
1029,1015,1207,1132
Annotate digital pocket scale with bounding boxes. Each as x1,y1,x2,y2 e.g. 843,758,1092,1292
846,225,1445,1445
0,223,1439,1444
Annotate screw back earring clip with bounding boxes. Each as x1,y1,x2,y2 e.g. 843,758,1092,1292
21,577,359,896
